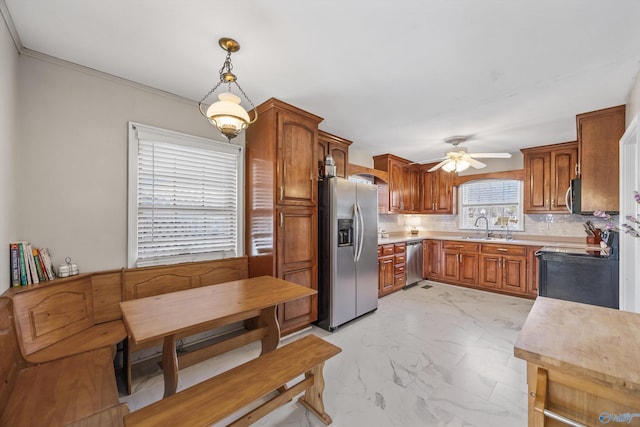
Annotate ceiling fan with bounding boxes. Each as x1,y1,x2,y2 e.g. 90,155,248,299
426,136,512,173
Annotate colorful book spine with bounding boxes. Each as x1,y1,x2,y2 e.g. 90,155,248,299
26,244,39,284
36,249,49,281
17,242,28,285
10,243,20,287
32,248,46,282
40,248,56,280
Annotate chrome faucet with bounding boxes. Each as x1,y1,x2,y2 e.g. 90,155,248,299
474,215,492,239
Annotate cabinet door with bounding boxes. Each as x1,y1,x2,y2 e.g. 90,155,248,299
502,256,527,293
329,143,349,179
388,161,404,212
279,267,317,334
276,207,317,273
277,110,317,206
317,136,328,179
524,151,551,212
458,253,479,285
433,169,454,214
527,246,542,296
423,240,442,279
550,146,578,212
578,106,625,213
276,207,317,334
442,250,460,282
402,164,412,212
420,166,435,213
378,257,395,296
479,254,502,289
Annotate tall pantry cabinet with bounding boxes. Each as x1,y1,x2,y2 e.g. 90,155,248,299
245,98,324,335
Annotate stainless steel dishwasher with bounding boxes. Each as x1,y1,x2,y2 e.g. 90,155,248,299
405,240,423,287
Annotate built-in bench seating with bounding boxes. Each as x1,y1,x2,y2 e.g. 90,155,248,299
123,334,341,427
0,297,129,426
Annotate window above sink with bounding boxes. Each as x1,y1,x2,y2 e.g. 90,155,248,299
459,179,524,232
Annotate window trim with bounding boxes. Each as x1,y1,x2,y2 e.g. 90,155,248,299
127,122,244,268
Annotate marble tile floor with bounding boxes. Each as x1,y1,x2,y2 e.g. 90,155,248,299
119,281,534,427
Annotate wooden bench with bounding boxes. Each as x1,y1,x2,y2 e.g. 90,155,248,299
123,334,341,427
0,297,129,426
121,256,249,394
7,274,127,364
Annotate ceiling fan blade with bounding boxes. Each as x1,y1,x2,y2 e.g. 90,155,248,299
428,159,450,172
468,153,512,159
468,158,487,169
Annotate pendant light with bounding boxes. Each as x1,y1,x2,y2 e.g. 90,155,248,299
198,38,257,141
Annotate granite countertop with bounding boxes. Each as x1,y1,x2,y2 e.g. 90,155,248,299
378,231,586,248
514,297,640,393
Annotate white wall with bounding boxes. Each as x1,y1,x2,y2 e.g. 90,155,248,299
0,15,19,293
627,70,640,124
15,52,227,275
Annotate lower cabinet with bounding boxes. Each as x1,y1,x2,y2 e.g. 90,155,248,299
478,244,527,293
423,240,442,280
378,243,407,297
420,239,537,298
526,246,542,296
442,242,479,286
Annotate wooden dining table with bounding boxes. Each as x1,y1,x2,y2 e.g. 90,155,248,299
119,275,316,398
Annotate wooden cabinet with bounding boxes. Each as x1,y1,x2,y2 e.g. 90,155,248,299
373,154,454,214
420,164,454,214
317,130,352,179
526,245,542,297
442,241,479,286
377,243,407,297
394,243,407,290
245,98,324,335
423,240,442,280
522,141,578,213
576,105,625,213
373,154,410,213
478,244,527,293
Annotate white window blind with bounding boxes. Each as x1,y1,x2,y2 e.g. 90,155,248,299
459,179,524,231
128,123,243,267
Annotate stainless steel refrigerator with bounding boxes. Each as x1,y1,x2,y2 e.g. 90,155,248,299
317,177,378,331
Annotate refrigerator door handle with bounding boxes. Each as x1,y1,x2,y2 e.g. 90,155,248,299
356,202,365,262
353,203,359,262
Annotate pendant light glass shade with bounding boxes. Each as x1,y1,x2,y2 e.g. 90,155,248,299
455,159,471,172
205,92,251,139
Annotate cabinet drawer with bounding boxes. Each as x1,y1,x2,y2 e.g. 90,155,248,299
481,243,526,256
394,274,406,287
394,254,406,264
443,241,479,252
394,264,406,275
380,244,395,256
394,243,406,254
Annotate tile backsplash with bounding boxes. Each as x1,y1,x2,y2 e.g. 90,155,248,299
378,213,616,238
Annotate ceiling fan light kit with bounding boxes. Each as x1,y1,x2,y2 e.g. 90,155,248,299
427,135,511,173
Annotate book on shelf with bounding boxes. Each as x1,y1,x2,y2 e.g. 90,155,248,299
10,243,20,287
9,242,56,285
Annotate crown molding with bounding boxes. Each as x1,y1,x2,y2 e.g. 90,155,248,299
0,0,23,52
20,48,200,106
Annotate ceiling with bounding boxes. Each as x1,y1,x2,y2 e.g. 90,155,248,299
5,0,640,163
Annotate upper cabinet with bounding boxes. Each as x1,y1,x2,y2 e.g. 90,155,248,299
373,154,454,214
421,163,454,214
521,141,578,213
576,105,625,213
317,130,352,179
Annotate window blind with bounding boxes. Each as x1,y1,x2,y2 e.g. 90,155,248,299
462,180,520,205
129,123,242,267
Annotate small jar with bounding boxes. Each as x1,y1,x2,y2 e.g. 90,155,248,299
58,265,70,278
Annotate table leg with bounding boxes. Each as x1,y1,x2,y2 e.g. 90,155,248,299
259,305,280,355
162,334,178,398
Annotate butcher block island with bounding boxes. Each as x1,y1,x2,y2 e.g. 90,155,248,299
514,297,640,426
